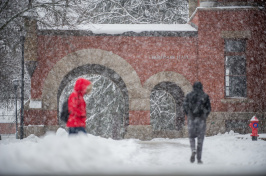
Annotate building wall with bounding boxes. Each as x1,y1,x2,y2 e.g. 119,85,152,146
31,35,198,99
194,7,266,135
25,34,197,139
0,123,15,134
22,6,266,139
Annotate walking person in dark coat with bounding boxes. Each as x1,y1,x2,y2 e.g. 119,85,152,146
183,82,211,164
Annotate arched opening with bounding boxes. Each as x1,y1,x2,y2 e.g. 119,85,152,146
57,64,129,139
150,81,185,132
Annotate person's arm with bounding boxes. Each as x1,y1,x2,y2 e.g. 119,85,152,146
204,95,211,117
68,94,86,118
183,95,189,115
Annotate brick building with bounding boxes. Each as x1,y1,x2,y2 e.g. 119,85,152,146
18,0,266,139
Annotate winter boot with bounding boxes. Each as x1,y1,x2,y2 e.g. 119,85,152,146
198,160,203,164
190,151,196,163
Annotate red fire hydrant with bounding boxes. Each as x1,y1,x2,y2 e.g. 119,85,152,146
249,116,259,141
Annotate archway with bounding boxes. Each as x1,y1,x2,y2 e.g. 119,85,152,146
150,82,185,131
58,64,129,139
41,49,142,111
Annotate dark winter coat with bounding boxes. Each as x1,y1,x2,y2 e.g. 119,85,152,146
183,82,211,138
183,82,211,120
67,78,91,128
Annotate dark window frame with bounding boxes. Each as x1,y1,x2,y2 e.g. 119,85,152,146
224,39,247,98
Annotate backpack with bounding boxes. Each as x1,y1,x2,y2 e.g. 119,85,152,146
190,93,205,117
60,97,69,123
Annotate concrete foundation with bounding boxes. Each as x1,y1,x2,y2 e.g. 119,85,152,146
20,112,265,140
19,125,59,138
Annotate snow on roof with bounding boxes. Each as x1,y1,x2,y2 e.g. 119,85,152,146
38,24,197,35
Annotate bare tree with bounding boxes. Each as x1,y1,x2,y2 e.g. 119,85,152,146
0,0,188,101
0,0,75,100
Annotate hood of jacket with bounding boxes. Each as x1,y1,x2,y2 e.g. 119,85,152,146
193,82,203,92
74,78,91,96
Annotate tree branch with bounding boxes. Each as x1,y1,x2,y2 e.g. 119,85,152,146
0,0,9,15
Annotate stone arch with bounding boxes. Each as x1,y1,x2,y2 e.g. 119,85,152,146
139,71,192,111
143,71,193,96
42,49,143,111
144,71,192,138
57,64,130,129
150,81,185,131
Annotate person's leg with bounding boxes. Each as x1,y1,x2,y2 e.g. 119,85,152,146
69,127,78,135
69,127,87,135
196,119,206,164
189,138,196,163
197,135,204,164
188,118,197,163
77,127,87,134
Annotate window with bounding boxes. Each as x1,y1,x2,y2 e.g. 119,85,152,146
225,39,246,52
225,39,247,97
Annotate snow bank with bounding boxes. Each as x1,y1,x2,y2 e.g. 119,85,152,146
0,129,266,175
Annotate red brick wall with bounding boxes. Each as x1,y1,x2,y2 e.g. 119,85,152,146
129,111,150,125
0,123,15,134
196,9,266,112
190,10,199,27
32,36,198,99
24,110,57,126
30,35,199,126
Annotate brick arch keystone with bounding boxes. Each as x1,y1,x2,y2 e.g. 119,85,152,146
42,49,144,110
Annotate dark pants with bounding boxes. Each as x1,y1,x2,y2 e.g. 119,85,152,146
188,117,206,161
69,127,87,135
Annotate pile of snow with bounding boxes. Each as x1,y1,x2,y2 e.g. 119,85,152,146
0,128,266,175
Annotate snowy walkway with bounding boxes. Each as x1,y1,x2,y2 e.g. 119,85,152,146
0,128,266,176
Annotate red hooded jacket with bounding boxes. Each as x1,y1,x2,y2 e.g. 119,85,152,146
67,78,91,128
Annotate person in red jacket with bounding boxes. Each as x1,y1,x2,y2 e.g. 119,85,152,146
67,78,92,134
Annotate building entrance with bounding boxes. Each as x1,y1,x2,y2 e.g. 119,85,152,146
58,64,129,139
150,82,185,132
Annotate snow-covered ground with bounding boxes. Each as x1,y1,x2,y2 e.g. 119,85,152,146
0,128,266,176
